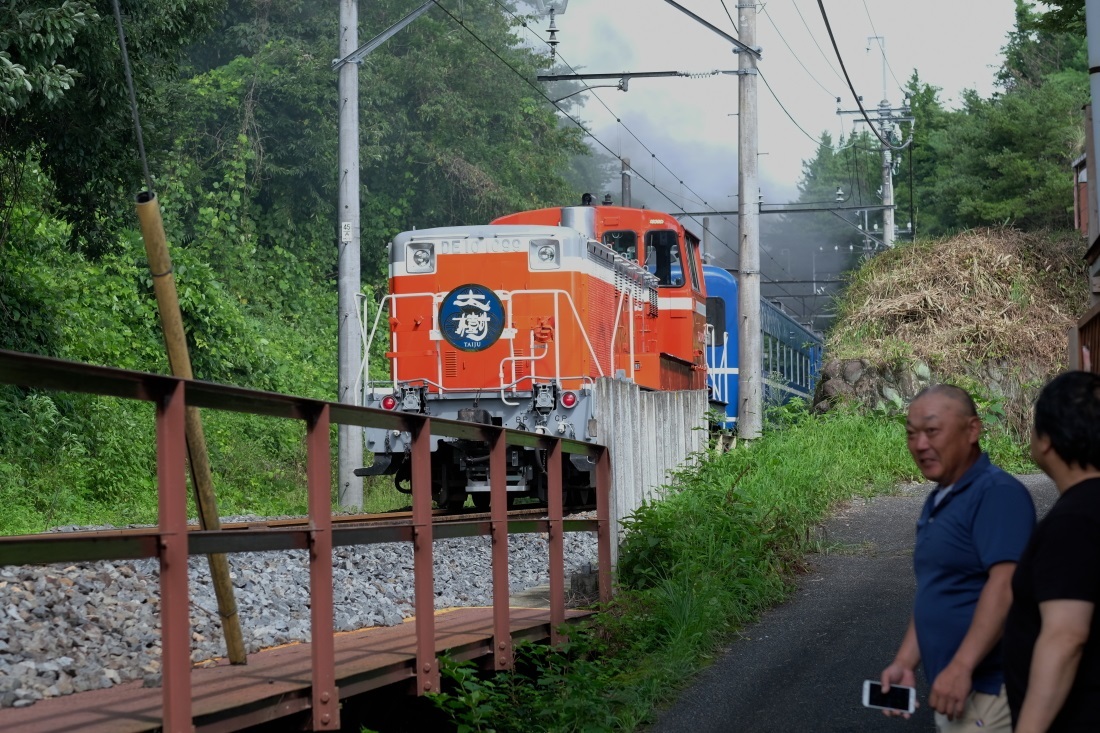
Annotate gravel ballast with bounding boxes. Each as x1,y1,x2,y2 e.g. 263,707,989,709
0,518,598,708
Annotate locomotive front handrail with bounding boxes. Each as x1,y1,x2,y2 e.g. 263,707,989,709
501,289,605,380
361,288,607,400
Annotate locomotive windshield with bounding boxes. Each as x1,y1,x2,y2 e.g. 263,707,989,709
602,230,638,260
645,230,683,287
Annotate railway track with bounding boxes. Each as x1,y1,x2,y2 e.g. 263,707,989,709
0,505,601,712
30,504,595,544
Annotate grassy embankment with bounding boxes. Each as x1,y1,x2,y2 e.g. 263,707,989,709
423,401,1032,733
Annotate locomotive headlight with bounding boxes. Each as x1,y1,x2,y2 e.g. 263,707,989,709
529,238,560,270
406,243,435,273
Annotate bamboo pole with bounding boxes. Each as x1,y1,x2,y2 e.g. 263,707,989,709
135,191,247,665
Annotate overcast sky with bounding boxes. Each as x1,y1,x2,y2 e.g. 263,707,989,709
519,0,1018,209
506,1,1021,320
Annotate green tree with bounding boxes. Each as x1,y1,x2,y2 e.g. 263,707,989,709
0,0,226,253
895,72,954,237
928,79,1084,231
924,2,1087,232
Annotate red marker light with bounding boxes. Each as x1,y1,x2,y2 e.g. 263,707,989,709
560,391,578,409
380,395,399,410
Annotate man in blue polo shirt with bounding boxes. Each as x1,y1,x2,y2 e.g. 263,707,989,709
879,385,1036,732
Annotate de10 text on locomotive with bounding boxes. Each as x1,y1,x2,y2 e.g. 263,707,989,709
355,200,822,509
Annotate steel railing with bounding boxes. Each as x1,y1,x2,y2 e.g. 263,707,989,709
0,349,612,732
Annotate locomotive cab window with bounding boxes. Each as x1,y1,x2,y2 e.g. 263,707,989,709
645,230,683,287
705,297,725,346
602,230,638,261
685,234,702,292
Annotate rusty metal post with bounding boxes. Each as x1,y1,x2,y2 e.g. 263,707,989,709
489,430,513,671
547,440,565,645
410,418,440,694
157,380,192,731
306,404,338,729
135,192,246,665
595,447,613,604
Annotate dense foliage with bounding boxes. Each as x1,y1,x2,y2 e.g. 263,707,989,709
0,0,598,531
426,402,1032,731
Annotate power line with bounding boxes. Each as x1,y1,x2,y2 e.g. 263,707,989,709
861,2,905,93
758,69,828,147
434,0,801,294
485,1,745,256
816,0,909,151
720,0,739,35
760,6,836,100
790,0,844,82
475,0,801,291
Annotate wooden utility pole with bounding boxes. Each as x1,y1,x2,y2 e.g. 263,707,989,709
736,1,762,440
135,193,247,665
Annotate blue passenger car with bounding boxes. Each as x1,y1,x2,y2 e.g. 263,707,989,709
702,265,823,429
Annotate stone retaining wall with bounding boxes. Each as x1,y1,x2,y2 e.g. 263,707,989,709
813,357,1050,433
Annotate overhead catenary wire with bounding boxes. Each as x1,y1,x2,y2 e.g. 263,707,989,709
760,6,836,100
472,0,800,290
816,0,909,151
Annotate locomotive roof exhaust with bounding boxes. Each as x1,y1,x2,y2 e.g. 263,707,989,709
561,205,597,239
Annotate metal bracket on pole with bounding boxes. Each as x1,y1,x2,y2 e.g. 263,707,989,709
660,0,761,58
332,0,434,70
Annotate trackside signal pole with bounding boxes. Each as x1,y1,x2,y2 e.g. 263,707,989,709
736,1,762,440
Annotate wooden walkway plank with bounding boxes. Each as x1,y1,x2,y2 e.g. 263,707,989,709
0,607,592,733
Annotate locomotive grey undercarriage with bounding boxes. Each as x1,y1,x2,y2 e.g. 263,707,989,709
355,381,598,510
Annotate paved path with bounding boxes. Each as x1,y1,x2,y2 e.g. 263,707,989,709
647,474,1059,733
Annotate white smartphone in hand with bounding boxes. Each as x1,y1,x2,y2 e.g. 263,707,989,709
862,680,916,714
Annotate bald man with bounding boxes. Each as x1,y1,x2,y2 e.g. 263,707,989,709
879,385,1036,733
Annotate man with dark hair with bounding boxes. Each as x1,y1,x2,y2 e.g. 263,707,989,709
1005,371,1100,732
880,385,1036,732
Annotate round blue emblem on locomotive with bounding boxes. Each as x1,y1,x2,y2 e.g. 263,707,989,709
439,284,505,352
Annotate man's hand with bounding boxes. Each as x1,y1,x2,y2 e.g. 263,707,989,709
879,663,918,719
929,659,972,720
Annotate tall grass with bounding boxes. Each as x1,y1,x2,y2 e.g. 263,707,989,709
430,402,1034,731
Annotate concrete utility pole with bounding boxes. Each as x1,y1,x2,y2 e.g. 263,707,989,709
737,1,762,440
331,1,435,508
621,157,632,207
337,0,363,509
837,37,912,249
868,38,895,248
1088,1,1100,253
